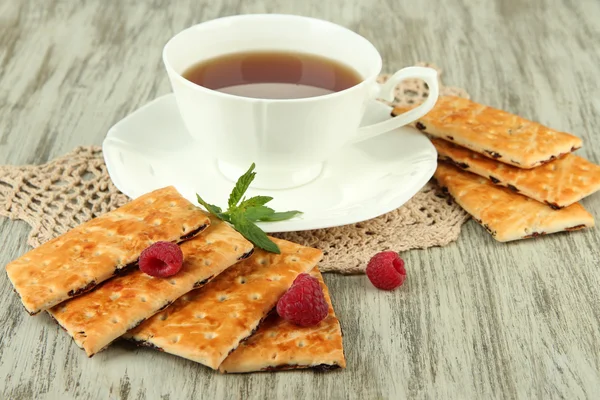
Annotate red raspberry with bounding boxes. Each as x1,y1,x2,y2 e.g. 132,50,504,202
366,251,406,290
139,241,184,278
276,273,328,327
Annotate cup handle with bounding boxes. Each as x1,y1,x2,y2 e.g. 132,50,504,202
350,66,439,144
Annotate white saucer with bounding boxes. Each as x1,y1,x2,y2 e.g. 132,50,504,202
103,94,437,232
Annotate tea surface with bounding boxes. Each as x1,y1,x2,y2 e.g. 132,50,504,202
182,51,362,99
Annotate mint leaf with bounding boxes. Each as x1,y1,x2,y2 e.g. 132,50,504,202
196,194,228,221
244,206,275,221
238,195,273,209
196,194,222,214
228,163,256,208
195,162,300,253
258,210,302,222
231,211,280,254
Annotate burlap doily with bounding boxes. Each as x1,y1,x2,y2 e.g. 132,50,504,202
0,63,470,274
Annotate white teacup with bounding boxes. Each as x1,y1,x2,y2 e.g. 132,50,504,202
163,14,439,189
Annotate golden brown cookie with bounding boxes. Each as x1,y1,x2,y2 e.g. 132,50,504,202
433,138,600,208
124,239,323,369
49,218,253,357
393,96,582,168
434,162,594,241
6,186,210,314
219,267,345,373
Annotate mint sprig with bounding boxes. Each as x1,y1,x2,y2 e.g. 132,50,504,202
228,164,257,208
196,163,302,253
230,211,281,254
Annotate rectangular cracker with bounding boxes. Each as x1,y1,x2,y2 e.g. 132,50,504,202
433,138,600,208
48,218,253,357
392,96,582,169
219,267,345,373
6,186,211,315
434,162,595,242
123,238,323,369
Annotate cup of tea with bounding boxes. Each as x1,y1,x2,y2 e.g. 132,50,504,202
163,14,439,189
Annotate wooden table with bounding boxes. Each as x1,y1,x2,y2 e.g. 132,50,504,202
1,1,599,398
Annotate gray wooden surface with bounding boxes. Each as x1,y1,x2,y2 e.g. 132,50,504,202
1,0,600,399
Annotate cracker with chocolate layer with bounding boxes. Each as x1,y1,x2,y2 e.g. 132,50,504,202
123,239,323,370
49,218,253,357
6,186,210,315
219,267,345,373
434,162,594,242
433,139,600,208
393,96,582,169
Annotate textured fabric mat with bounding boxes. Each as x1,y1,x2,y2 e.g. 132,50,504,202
0,63,470,274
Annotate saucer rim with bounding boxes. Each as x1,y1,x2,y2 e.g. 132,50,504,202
103,94,437,233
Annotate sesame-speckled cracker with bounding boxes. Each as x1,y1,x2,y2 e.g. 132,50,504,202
123,239,323,370
6,186,210,315
434,162,594,242
433,139,600,208
48,218,253,357
393,96,582,169
219,267,345,373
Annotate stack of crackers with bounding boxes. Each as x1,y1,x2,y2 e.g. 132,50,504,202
5,186,346,373
393,96,600,241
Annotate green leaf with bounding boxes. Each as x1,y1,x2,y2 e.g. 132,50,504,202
228,163,256,208
217,213,232,223
238,195,273,209
195,162,300,253
196,194,227,221
231,211,280,254
258,210,302,222
244,206,275,221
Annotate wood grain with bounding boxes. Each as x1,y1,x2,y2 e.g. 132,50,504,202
1,0,600,398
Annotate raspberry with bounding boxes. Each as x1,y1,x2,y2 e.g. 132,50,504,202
276,273,328,327
366,251,406,290
139,241,184,278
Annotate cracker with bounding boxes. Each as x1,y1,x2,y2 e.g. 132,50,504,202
48,218,253,357
433,138,600,208
6,186,210,315
219,267,345,373
392,96,582,169
434,162,595,242
123,239,323,369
